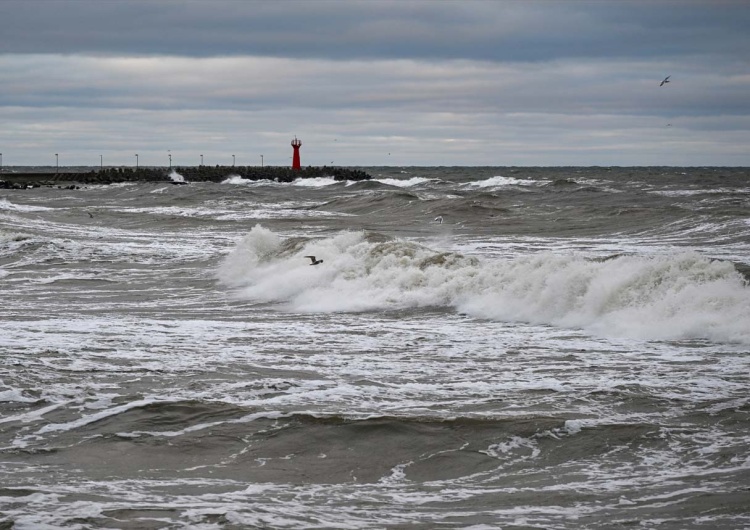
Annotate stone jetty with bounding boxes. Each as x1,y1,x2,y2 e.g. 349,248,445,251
0,165,371,189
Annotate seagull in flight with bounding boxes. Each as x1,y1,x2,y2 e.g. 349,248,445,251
660,75,671,87
305,255,323,265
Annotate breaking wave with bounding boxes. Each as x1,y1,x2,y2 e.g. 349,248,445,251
465,175,539,188
218,226,750,344
373,176,435,187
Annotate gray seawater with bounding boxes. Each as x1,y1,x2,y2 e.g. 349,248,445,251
1,167,749,529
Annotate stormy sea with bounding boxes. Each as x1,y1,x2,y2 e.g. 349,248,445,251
1,166,749,529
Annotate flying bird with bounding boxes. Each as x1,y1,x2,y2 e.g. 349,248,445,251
305,255,323,265
660,75,671,87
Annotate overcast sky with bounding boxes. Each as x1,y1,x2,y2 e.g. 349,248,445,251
1,0,749,167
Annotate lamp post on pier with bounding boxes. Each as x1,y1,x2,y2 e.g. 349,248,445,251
135,154,139,169
260,154,264,168
168,151,172,169
200,154,203,166
100,155,103,171
232,154,235,167
55,153,59,174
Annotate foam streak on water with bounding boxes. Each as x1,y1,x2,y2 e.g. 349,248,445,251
1,167,749,529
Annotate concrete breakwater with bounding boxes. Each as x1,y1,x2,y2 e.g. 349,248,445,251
0,165,371,189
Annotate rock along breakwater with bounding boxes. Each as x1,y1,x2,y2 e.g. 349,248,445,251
0,165,371,189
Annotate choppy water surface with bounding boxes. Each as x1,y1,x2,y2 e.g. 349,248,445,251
1,167,749,529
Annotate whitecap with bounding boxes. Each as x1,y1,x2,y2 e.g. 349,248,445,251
292,177,338,188
221,175,253,185
374,177,434,187
0,198,53,212
465,176,537,188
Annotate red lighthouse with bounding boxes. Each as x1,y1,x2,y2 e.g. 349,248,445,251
291,136,302,171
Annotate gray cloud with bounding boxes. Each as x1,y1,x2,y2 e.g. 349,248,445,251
0,0,748,166
1,0,748,63
1,54,744,118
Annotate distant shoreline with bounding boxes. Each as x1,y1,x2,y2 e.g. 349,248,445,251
0,165,371,188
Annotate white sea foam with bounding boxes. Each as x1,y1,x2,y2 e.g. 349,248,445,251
374,177,434,187
465,176,537,188
222,175,247,184
651,188,750,197
0,402,71,426
36,397,175,434
218,226,750,344
112,201,348,221
482,436,540,459
220,175,343,187
0,198,53,212
292,177,338,187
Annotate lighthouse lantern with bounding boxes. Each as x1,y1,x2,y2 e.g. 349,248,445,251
291,137,302,171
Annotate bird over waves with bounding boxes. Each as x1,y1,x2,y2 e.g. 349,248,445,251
660,75,671,87
305,255,323,265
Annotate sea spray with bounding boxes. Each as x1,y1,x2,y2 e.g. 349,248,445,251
222,175,253,185
169,170,185,183
217,225,282,286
